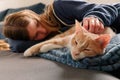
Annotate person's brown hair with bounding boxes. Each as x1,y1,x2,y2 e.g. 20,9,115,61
3,10,40,40
3,4,61,40
39,4,61,32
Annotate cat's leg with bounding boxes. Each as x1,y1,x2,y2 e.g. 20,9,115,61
40,44,63,52
40,38,68,52
24,38,67,57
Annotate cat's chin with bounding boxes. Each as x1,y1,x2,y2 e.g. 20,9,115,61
71,52,86,60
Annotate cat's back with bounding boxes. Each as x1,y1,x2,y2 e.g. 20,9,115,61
102,27,116,37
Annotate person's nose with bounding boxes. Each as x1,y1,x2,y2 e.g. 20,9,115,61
37,26,46,34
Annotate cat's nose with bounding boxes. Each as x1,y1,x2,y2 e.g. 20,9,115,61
74,52,79,56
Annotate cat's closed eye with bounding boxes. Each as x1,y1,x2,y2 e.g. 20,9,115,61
75,41,78,45
84,48,90,51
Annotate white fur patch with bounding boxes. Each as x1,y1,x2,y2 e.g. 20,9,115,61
79,52,85,59
40,44,63,52
72,52,86,60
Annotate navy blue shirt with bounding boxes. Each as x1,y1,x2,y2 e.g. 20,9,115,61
53,1,120,27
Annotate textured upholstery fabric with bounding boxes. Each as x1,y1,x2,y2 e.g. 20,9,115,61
0,22,5,39
0,51,119,80
0,3,45,21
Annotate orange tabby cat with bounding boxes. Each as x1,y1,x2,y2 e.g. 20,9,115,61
24,20,115,60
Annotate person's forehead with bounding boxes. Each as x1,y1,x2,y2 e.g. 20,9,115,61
26,20,37,40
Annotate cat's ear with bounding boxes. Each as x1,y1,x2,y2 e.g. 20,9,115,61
75,20,81,31
75,20,83,32
75,20,88,33
95,34,111,49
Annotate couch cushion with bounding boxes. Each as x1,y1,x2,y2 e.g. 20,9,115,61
0,3,45,21
0,22,5,39
0,50,119,80
0,22,3,33
8,39,42,53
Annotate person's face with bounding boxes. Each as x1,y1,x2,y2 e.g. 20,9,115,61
27,19,49,40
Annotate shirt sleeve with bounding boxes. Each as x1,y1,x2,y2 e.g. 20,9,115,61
53,1,118,26
83,4,118,26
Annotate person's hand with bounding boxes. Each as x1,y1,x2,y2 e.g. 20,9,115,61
82,17,104,34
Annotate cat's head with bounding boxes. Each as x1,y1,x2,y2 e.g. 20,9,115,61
70,20,111,60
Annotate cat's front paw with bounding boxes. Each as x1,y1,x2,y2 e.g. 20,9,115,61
24,46,40,57
24,49,34,57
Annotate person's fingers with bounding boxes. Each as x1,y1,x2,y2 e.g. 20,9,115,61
83,18,89,30
94,18,101,34
83,17,105,34
89,18,104,34
89,19,95,33
98,23,104,33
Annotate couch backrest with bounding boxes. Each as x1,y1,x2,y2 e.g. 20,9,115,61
0,0,53,11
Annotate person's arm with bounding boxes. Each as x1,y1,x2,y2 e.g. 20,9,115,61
83,4,118,26
53,1,118,26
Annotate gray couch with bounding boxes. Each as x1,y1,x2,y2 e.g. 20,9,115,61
0,50,119,80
